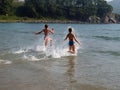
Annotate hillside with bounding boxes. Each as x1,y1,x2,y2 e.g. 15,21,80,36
108,0,120,14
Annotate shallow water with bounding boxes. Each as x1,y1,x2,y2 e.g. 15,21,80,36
0,23,120,90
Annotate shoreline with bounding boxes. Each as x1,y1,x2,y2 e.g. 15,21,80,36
0,19,119,24
0,20,83,23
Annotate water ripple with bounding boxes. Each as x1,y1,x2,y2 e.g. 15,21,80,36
93,36,120,41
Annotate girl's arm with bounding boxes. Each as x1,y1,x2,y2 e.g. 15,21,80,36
74,35,81,45
64,34,68,41
35,30,43,35
49,28,54,34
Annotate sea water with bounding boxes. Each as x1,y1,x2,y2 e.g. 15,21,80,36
0,23,120,90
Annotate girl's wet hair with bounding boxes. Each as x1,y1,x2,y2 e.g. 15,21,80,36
68,28,72,32
45,24,48,28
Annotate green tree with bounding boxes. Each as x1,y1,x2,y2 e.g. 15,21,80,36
0,0,13,15
22,0,113,21
96,0,113,17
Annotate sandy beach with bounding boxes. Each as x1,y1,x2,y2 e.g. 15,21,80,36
0,57,109,90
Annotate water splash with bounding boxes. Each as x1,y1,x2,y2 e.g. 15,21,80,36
13,48,27,54
11,27,81,61
45,46,77,58
23,54,46,61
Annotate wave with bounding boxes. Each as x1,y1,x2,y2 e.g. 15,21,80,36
12,44,79,62
93,36,120,41
23,55,45,61
93,50,120,56
0,59,12,65
13,49,27,54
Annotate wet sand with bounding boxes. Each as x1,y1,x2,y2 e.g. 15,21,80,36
0,56,112,90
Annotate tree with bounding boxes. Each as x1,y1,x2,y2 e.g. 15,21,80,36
0,0,13,15
96,0,113,17
21,0,113,21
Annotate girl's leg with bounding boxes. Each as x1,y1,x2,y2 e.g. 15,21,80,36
50,39,52,46
69,46,72,52
45,39,48,47
71,45,75,54
48,37,52,46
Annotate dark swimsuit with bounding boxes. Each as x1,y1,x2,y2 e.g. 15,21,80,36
69,41,75,46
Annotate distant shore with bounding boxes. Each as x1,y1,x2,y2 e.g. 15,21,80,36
0,19,84,24
0,19,119,24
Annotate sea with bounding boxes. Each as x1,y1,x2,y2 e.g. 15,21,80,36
0,23,120,90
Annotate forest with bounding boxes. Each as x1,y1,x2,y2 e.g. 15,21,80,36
0,0,114,22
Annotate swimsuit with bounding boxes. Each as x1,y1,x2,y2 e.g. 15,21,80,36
69,41,75,46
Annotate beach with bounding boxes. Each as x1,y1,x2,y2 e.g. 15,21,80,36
0,56,109,90
0,23,120,90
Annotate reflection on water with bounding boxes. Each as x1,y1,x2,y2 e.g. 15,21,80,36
67,56,75,80
67,56,77,83
64,56,77,90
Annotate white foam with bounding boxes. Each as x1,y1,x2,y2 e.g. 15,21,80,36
22,45,78,61
22,41,80,60
23,55,45,61
0,59,12,65
12,28,82,61
34,45,46,52
12,48,28,54
45,46,78,58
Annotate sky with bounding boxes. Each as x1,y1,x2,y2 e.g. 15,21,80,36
19,0,24,1
105,0,113,2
